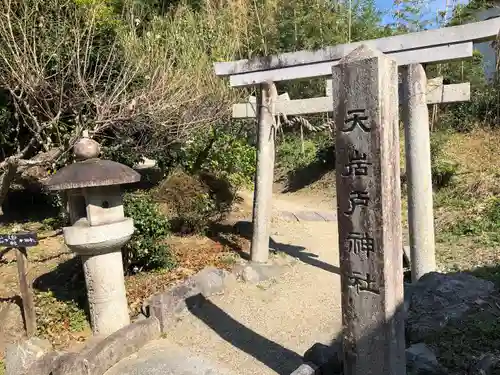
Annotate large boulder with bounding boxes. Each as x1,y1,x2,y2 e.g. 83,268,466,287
406,272,495,342
5,337,53,375
406,343,447,375
0,302,25,357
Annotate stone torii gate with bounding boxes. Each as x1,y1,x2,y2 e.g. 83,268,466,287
233,76,470,274
234,77,470,118
214,19,500,281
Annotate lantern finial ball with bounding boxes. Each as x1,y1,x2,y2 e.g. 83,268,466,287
74,130,100,161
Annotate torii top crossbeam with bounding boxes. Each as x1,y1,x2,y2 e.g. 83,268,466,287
214,18,500,87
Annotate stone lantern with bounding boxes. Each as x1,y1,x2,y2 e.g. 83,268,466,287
45,132,140,335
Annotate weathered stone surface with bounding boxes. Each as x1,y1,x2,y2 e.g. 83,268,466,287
290,362,319,375
406,272,495,341
192,267,237,297
132,313,148,323
406,343,446,375
148,267,237,331
250,81,276,263
469,353,499,375
241,265,261,283
333,45,405,375
149,278,201,330
294,211,325,222
5,337,53,375
402,64,436,282
278,211,300,222
233,262,285,284
0,301,25,356
45,352,87,375
403,245,411,268
50,317,160,375
88,317,160,374
303,342,342,374
103,339,237,375
25,350,65,374
315,211,337,222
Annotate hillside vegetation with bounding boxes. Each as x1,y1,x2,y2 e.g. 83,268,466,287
0,0,499,372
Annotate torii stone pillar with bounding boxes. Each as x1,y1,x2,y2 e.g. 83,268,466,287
250,82,277,263
402,64,436,281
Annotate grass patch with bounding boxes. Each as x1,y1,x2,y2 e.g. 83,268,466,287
447,197,500,246
421,129,500,374
430,129,500,276
276,136,318,174
34,290,90,348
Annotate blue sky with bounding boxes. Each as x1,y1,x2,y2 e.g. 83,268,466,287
374,0,470,27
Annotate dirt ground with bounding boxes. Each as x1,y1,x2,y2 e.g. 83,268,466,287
0,182,332,361
0,129,499,368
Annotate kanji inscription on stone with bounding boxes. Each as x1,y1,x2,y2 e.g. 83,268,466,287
341,109,370,132
332,45,405,375
342,150,372,177
345,190,370,215
346,232,375,259
346,271,380,294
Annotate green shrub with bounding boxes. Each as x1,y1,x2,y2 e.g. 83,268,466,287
154,170,235,235
439,84,500,132
276,136,317,174
181,128,256,190
431,51,500,132
432,161,459,188
430,132,458,189
123,193,175,273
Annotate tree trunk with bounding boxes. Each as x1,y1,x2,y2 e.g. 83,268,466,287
0,161,18,216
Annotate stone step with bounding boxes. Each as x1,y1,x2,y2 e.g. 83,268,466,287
104,339,237,375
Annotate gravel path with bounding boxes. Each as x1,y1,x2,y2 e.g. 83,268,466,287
106,190,342,375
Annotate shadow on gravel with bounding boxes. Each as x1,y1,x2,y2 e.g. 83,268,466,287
208,221,340,274
185,294,303,374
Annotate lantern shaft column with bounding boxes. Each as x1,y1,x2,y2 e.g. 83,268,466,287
82,251,130,334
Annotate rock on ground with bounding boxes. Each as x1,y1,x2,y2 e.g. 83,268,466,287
233,262,288,284
0,302,25,358
469,353,500,375
5,337,52,375
148,267,237,331
406,343,447,375
290,363,318,375
104,339,237,375
406,272,495,342
303,342,342,374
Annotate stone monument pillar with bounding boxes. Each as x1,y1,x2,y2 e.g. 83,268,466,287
332,45,406,375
